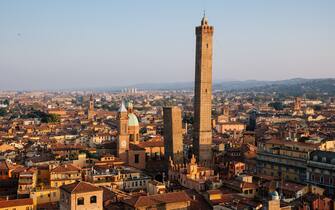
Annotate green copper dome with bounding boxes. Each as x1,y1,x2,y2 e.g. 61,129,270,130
128,113,139,126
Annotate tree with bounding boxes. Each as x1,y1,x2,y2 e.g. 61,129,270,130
3,99,9,106
268,102,283,110
0,108,6,116
46,114,60,123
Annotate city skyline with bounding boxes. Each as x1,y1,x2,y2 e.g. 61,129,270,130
0,0,334,90
0,3,335,208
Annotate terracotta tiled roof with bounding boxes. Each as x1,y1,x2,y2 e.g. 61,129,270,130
50,164,81,173
11,165,28,174
129,143,145,151
280,181,306,192
60,181,102,194
0,198,33,208
27,154,55,163
138,140,164,148
207,189,222,195
0,160,17,170
266,138,320,148
122,191,191,208
51,143,85,150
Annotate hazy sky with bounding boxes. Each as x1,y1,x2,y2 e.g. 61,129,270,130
0,0,334,90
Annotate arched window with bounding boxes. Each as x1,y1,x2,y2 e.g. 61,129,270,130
90,195,97,203
77,197,84,205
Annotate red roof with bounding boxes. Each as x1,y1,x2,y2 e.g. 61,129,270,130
0,160,16,170
122,191,191,208
0,198,33,208
138,140,164,148
50,164,81,173
61,181,102,194
129,144,145,151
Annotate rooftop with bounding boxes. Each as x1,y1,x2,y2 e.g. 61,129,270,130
60,181,102,194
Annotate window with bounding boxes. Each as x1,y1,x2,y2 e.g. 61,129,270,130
90,196,97,203
135,154,139,163
77,197,84,205
130,134,134,141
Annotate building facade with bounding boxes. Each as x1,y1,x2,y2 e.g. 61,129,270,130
50,164,82,188
257,139,335,183
168,154,221,192
307,150,335,196
60,181,103,210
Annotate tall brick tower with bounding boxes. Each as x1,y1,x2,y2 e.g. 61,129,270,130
117,102,129,162
88,94,95,120
193,15,214,165
164,106,184,168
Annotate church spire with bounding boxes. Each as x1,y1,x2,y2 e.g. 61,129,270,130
119,101,127,113
201,11,208,25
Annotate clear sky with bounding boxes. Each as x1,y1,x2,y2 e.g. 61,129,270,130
0,0,334,90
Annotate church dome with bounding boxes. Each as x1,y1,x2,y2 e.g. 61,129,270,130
128,113,139,127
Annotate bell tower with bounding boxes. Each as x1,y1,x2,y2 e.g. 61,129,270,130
117,102,129,162
88,95,95,120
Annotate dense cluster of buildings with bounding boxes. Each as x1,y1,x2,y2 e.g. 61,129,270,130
0,16,334,210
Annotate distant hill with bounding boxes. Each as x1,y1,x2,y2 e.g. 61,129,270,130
118,80,283,91
97,78,335,96
121,78,331,89
213,78,311,91
243,78,335,97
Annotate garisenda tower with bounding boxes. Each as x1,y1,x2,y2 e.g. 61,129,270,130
193,15,214,165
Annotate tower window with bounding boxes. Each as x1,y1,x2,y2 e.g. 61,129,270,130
206,43,208,48
135,154,140,163
77,197,84,205
90,196,97,203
